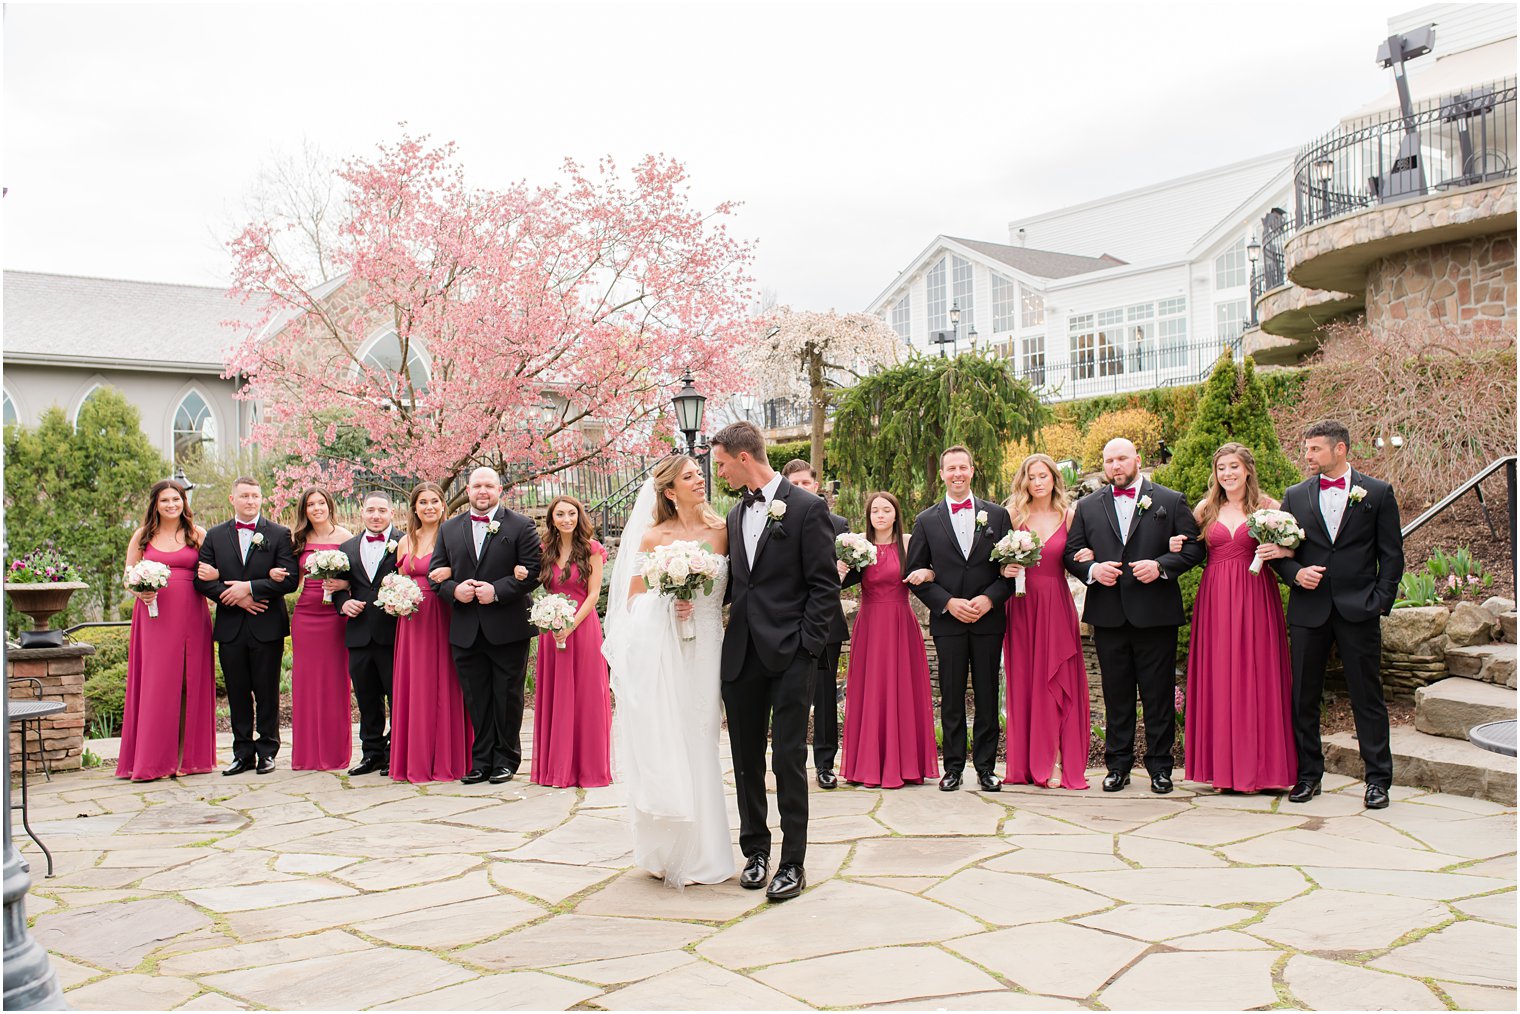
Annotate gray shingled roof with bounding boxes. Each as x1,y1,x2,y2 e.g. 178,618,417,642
945,237,1126,279
3,271,262,370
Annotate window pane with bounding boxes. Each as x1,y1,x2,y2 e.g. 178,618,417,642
991,274,1018,333
926,258,947,335
173,391,217,465
363,332,431,397
952,256,975,334
2,391,14,427
1215,300,1248,342
1215,237,1248,289
891,295,911,340
1022,290,1045,329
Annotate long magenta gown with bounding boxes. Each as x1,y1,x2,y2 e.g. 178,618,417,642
1184,522,1297,791
291,543,353,771
840,542,940,788
531,540,612,788
391,551,473,783
116,544,217,780
1003,524,1091,789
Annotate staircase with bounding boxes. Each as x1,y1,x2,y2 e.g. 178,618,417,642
1324,605,1517,805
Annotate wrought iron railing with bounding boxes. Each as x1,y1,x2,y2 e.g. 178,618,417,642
1001,333,1246,403
1400,456,1517,591
1292,77,1516,231
761,397,835,431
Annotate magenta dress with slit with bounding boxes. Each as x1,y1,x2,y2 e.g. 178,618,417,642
291,544,353,770
1184,522,1297,791
1003,523,1091,789
531,540,612,788
840,543,940,788
390,552,473,782
116,544,217,780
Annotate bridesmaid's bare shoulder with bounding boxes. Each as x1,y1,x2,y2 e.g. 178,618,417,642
1261,496,1281,511
1063,507,1075,529
128,526,146,544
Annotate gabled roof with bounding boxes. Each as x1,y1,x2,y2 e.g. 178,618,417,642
944,237,1126,279
3,270,262,373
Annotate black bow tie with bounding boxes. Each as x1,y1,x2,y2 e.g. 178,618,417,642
742,488,767,508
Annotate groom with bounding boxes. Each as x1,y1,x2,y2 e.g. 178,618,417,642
712,422,839,901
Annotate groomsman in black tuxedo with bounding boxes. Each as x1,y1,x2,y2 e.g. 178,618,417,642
780,458,850,790
429,467,541,785
1063,438,1204,794
905,446,1014,793
332,492,400,776
1271,420,1403,810
195,477,300,775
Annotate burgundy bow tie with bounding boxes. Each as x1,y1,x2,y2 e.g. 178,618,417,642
950,499,973,513
365,533,386,542
1112,486,1137,499
470,513,492,524
235,521,257,531
1319,476,1346,491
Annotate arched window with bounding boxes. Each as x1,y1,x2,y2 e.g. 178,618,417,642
173,390,217,465
72,383,104,428
361,331,430,401
2,389,16,427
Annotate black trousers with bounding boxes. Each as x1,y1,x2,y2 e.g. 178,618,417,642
722,641,811,866
1093,623,1179,776
348,643,394,764
811,641,844,772
933,631,1003,777
220,636,284,763
1290,613,1393,788
452,632,530,772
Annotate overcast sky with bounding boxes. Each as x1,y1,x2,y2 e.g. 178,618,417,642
5,1,1416,311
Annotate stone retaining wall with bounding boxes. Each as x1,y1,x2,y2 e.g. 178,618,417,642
7,644,93,775
1365,232,1516,335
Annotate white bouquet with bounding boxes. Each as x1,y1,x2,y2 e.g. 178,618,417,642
304,549,351,603
1245,508,1306,575
641,540,725,641
123,560,172,618
990,529,1044,597
835,532,878,571
376,573,423,618
530,593,578,649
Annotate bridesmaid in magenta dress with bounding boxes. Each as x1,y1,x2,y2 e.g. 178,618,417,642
390,482,473,783
1180,442,1297,792
117,480,217,780
525,496,611,788
840,491,939,789
289,487,354,771
1000,454,1090,790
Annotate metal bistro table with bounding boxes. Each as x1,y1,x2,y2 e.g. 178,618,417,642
1469,720,1518,758
7,697,66,877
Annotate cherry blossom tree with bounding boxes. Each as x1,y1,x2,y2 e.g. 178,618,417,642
748,307,902,477
225,132,756,510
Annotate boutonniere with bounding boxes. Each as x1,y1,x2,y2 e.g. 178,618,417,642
250,532,266,550
486,520,501,535
385,539,399,554
1349,485,1367,504
1137,495,1153,513
975,509,988,528
766,500,787,525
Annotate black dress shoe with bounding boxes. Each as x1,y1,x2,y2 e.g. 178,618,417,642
460,768,488,785
816,770,838,790
348,759,383,776
939,772,962,792
256,757,275,775
977,772,1002,792
740,853,770,890
1288,780,1322,803
488,767,515,784
1364,784,1390,809
1150,772,1173,795
379,766,389,777
222,758,254,776
766,863,806,901
1102,770,1130,792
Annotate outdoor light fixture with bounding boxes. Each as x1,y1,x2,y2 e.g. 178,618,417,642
968,327,979,350
1246,235,1262,264
1312,158,1334,183
949,302,961,328
168,465,197,503
670,370,712,498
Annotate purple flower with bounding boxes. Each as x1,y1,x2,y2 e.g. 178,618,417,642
1173,687,1185,713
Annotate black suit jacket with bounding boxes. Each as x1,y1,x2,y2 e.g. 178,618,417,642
332,527,400,649
194,517,300,644
722,476,840,679
428,504,542,648
1270,469,1404,626
1062,477,1205,628
823,508,850,644
905,497,1014,637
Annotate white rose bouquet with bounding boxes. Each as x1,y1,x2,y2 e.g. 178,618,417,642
1245,508,1306,575
641,540,725,641
304,549,351,603
990,529,1043,597
123,560,172,617
376,572,423,618
835,532,878,571
530,593,579,649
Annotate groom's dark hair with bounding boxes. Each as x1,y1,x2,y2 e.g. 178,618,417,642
1303,420,1351,451
711,420,769,465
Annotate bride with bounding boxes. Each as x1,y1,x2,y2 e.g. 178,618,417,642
602,454,737,887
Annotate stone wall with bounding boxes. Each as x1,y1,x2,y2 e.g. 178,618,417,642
7,645,93,775
1365,232,1516,336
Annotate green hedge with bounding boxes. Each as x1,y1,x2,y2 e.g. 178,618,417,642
766,439,836,471
1054,367,1305,448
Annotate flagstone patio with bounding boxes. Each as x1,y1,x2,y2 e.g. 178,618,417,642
14,722,1517,1011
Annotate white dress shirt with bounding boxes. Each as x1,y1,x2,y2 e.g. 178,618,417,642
471,506,497,556
360,526,393,581
1319,466,1351,542
945,492,976,556
742,472,784,566
236,519,256,561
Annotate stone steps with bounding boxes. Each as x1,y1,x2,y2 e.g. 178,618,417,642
1500,611,1517,644
1324,727,1516,806
1445,642,1517,688
1414,677,1516,739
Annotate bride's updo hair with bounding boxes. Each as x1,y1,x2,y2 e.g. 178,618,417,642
652,455,725,529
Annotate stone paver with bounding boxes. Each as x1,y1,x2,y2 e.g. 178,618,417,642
1057,865,1310,905
1453,890,1517,924
926,868,1110,926
461,914,712,970
1100,950,1279,1010
1372,920,1519,987
1074,902,1246,941
1251,889,1449,951
355,893,544,948
848,836,1010,877
31,897,212,970
371,971,601,1010
202,947,476,1009
1223,827,1461,871
754,945,1003,1007
1284,954,1444,1011
63,972,201,1010
596,959,810,1010
181,878,358,913
947,922,1147,998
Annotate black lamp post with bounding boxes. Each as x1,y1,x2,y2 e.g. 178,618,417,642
1312,157,1334,220
670,371,711,499
169,464,197,504
1246,234,1262,326
933,301,962,358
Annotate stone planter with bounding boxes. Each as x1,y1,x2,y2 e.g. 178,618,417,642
4,582,88,632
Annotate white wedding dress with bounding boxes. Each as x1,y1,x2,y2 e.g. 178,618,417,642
602,481,737,888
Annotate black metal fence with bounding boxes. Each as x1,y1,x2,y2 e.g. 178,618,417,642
1002,333,1246,403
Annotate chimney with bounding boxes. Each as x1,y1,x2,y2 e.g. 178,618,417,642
1016,228,1027,247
